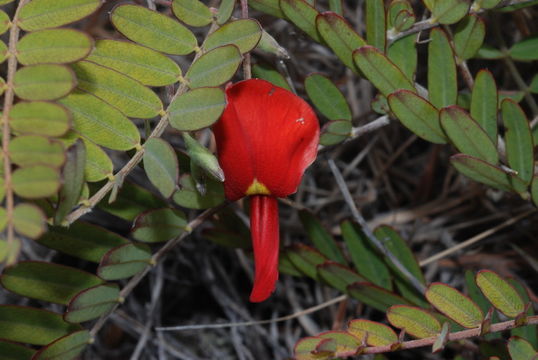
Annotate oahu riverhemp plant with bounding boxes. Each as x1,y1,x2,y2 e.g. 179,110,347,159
0,0,536,359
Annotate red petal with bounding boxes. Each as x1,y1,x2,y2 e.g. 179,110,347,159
249,195,279,302
213,79,319,200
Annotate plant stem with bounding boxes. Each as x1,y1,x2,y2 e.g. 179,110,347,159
1,0,31,262
362,315,538,354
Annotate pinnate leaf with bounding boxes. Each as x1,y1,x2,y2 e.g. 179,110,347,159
172,0,212,27
185,45,242,88
9,101,70,137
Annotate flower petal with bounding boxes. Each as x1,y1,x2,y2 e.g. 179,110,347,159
249,195,279,302
213,79,319,199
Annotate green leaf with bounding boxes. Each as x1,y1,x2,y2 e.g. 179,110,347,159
13,64,75,101
13,203,46,239
132,208,188,243
185,45,242,88
249,0,284,18
73,61,163,119
388,1,415,32
294,337,335,360
0,306,81,345
475,270,525,318
98,243,151,280
82,138,113,182
316,12,366,72
387,305,442,338
1,261,103,305
465,270,501,340
203,19,262,54
319,120,352,146
217,0,235,24
375,225,427,307
143,138,178,198
0,40,7,64
304,73,352,121
470,69,498,144
387,34,417,81
317,331,362,357
9,135,65,168
18,0,101,31
353,45,415,96
65,284,120,323
428,28,457,108
440,106,499,164
509,36,538,61
169,87,226,131
33,330,90,360
37,222,129,263
172,0,212,27
347,319,398,347
366,0,386,51
86,39,182,87
425,282,483,328
340,220,392,290
530,74,538,94
96,181,166,221
299,210,346,264
280,0,322,43
111,4,197,55
12,165,60,199
173,174,224,209
251,63,291,90
256,29,289,58
317,262,366,293
0,10,9,35
9,101,70,137
286,244,327,279
431,0,470,24
17,29,93,65
501,99,534,185
453,14,486,60
388,90,446,144
55,140,86,225
60,91,141,151
347,282,411,311
0,340,35,360
507,337,538,360
183,133,224,181
476,44,504,59
450,154,526,193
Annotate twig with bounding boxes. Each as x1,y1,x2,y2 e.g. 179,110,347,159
389,0,538,44
1,0,31,262
155,295,347,331
419,208,536,266
89,203,226,338
327,159,427,294
362,315,538,354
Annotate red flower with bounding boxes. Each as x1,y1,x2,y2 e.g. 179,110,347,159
213,79,319,302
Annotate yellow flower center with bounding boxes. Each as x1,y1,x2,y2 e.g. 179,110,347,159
246,179,271,195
